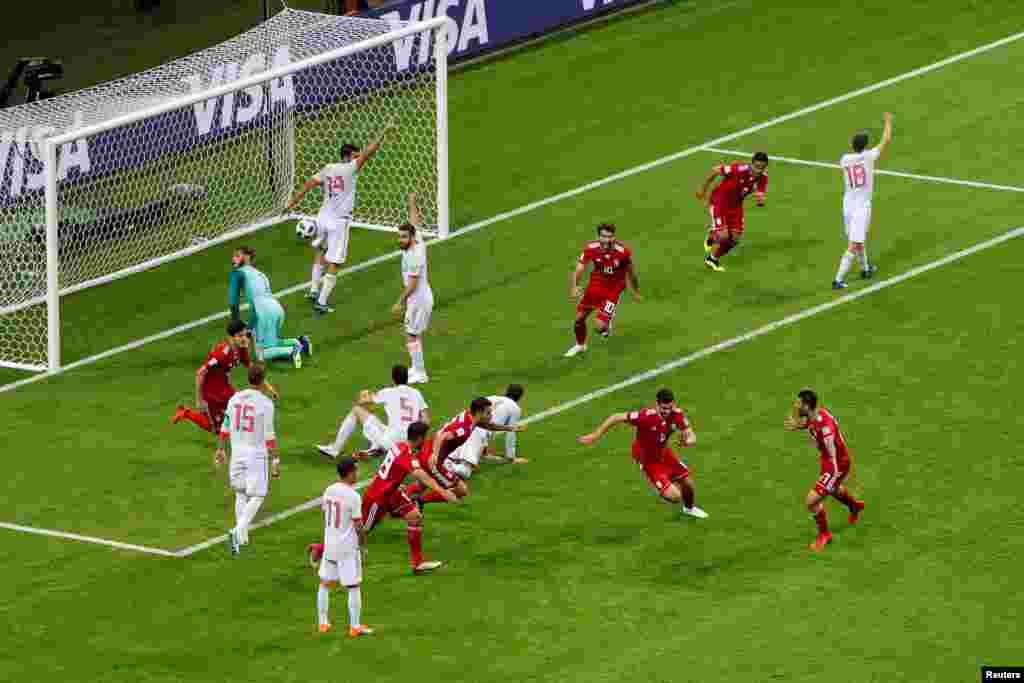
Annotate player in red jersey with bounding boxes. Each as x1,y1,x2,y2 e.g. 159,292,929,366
309,422,457,575
172,320,277,440
695,151,769,272
577,388,707,518
784,389,865,552
565,223,641,357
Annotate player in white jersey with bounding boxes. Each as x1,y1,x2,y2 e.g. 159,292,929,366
834,112,893,290
481,384,529,465
316,457,373,637
392,192,435,384
316,364,430,460
284,121,396,315
217,364,280,556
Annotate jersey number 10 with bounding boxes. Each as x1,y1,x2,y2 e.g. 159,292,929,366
845,163,867,189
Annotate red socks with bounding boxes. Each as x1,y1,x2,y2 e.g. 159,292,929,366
182,408,211,432
420,490,449,505
574,320,587,345
832,488,859,512
713,240,735,259
407,525,423,567
404,482,423,498
814,509,829,535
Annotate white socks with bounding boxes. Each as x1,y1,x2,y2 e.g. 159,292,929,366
858,247,870,271
407,339,425,373
310,262,322,295
505,432,518,460
234,493,249,541
347,586,362,629
333,413,358,453
318,273,336,306
234,495,265,543
835,251,855,283
317,585,330,626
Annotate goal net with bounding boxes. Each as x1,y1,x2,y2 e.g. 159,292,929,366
0,9,448,372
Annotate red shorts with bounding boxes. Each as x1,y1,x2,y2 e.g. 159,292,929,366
637,448,690,496
577,285,625,324
709,203,744,237
814,460,850,496
362,489,415,531
202,388,234,432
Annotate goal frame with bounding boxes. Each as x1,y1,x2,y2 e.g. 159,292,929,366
33,15,449,373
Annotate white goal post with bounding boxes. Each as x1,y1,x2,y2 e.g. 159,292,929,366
0,10,449,373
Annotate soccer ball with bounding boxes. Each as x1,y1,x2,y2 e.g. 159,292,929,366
296,218,318,241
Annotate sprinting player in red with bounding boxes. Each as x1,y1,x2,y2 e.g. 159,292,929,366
310,422,457,575
577,388,707,519
172,321,277,440
565,223,641,358
784,389,865,552
696,152,769,272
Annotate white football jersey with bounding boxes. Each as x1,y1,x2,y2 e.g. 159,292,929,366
322,482,362,560
400,239,433,307
487,395,522,428
221,388,276,456
315,160,359,219
373,385,429,440
840,147,881,210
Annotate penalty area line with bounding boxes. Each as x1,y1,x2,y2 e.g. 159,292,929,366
0,521,178,557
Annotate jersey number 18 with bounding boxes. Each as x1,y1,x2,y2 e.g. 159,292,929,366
845,164,867,189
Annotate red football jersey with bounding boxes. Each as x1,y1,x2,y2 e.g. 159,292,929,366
200,341,250,402
579,240,632,293
710,162,768,210
365,442,420,500
437,410,476,459
806,408,850,468
627,407,690,465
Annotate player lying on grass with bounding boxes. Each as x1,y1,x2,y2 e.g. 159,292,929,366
696,151,769,272
784,389,865,552
316,364,430,460
565,223,641,358
228,246,310,368
316,457,373,638
172,320,278,441
577,388,707,519
392,192,434,384
309,422,456,575
833,112,893,290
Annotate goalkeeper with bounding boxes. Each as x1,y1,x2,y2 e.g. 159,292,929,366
228,246,311,368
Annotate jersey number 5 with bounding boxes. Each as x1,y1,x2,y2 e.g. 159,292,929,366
845,163,867,189
232,403,256,433
399,397,416,423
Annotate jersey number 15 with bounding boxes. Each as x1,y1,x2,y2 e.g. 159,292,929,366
232,403,256,433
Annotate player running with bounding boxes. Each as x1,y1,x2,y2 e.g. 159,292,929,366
284,121,396,315
315,364,430,460
316,457,373,637
784,389,865,552
565,223,641,358
480,384,529,465
392,193,434,384
310,422,456,575
696,151,769,272
217,364,280,556
577,388,707,519
833,112,893,290
228,246,310,368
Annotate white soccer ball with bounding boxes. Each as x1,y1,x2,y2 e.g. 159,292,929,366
296,218,318,241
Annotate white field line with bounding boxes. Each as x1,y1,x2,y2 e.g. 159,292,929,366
0,521,178,557
3,27,1023,396
704,147,1024,193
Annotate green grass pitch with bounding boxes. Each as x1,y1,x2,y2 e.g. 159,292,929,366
3,2,1024,682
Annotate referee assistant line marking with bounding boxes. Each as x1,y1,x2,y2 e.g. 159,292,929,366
2,27,1022,395
0,521,178,557
704,147,1024,194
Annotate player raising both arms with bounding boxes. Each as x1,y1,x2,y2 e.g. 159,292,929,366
696,151,769,272
578,388,707,519
833,112,893,290
565,223,641,358
284,121,396,315
784,389,865,552
392,193,434,384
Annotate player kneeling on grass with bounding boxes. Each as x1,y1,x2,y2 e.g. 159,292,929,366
316,457,373,638
309,422,456,575
696,152,769,273
577,388,707,519
481,384,529,465
784,389,865,552
228,246,310,368
217,363,280,556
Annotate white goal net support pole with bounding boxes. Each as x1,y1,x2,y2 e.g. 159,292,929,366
0,10,449,372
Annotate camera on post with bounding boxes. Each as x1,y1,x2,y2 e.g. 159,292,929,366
0,57,64,109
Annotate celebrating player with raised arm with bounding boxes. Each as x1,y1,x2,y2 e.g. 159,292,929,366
696,151,769,272
316,457,373,638
784,389,865,552
218,364,280,556
565,223,641,358
833,112,893,289
284,121,396,315
391,193,434,384
228,246,310,368
578,388,707,518
316,364,430,460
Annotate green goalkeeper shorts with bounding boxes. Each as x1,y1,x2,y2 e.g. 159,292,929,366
252,297,285,349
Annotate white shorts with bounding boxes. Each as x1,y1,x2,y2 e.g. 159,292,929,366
229,455,269,498
404,302,433,336
843,205,871,244
362,415,397,452
319,552,362,586
318,215,351,265
442,431,486,481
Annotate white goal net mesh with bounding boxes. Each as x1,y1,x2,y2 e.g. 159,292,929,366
0,9,442,371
